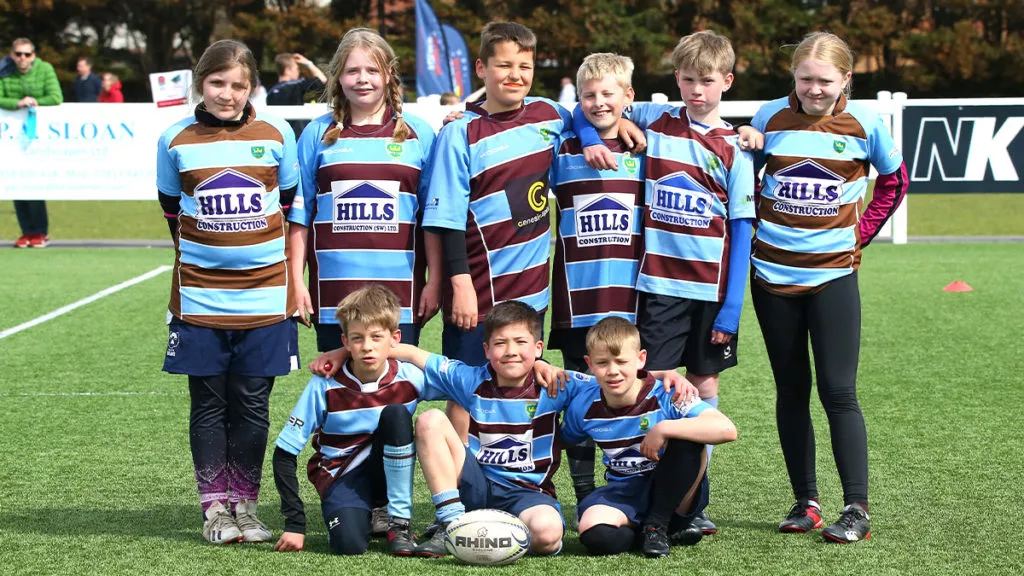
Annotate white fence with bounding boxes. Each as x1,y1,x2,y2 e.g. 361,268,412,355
3,93,1022,244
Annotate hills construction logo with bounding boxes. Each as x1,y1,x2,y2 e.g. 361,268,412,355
477,435,534,471
573,193,633,247
770,159,844,218
651,171,715,228
192,169,268,233
330,180,400,233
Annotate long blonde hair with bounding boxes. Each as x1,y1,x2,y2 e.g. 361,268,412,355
790,32,854,97
322,28,408,145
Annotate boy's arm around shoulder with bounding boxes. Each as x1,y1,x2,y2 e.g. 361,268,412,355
655,405,738,446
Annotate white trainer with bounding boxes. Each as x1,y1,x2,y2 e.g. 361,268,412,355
203,501,242,545
235,499,273,543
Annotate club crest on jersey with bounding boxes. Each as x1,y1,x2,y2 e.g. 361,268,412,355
539,127,556,142
505,169,551,235
705,155,721,172
250,145,265,159
573,193,633,247
331,180,400,233
607,446,655,475
651,172,715,228
192,169,269,232
639,417,650,432
526,403,537,418
386,142,403,158
833,139,847,154
477,436,534,470
771,159,843,218
623,154,639,174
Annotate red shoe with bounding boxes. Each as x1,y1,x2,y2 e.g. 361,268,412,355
779,499,824,533
28,234,49,248
14,234,31,248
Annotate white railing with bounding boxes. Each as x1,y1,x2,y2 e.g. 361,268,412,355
3,92,1021,244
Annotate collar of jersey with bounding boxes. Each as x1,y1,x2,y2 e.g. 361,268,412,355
787,91,847,120
465,99,527,123
484,365,539,398
684,109,731,135
599,371,657,415
195,102,255,127
338,358,397,393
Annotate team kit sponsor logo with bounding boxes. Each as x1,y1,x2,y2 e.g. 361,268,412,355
477,433,534,471
573,193,634,247
607,445,655,475
771,159,844,218
330,179,400,233
651,172,715,228
192,169,269,232
505,170,551,235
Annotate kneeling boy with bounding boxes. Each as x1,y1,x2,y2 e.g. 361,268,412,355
386,301,572,557
272,285,435,555
562,317,737,557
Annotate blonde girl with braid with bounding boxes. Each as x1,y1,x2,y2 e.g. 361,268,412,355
287,28,442,358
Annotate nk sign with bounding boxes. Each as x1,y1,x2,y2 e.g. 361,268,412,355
903,104,1023,193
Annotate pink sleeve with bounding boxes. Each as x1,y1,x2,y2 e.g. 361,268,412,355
860,162,908,247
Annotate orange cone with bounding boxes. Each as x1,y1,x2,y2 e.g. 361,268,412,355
943,281,973,292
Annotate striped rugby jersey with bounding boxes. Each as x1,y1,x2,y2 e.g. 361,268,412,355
288,112,436,325
421,97,572,321
425,353,578,496
560,372,711,482
750,94,903,295
275,359,438,496
551,137,645,329
157,108,300,329
627,103,756,302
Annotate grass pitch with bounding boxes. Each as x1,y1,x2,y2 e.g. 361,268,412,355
1,244,1022,575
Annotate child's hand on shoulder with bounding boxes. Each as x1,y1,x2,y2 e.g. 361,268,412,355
274,531,305,552
737,125,765,151
533,360,569,398
309,348,346,378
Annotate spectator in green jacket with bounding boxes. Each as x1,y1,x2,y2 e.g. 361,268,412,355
1,38,62,248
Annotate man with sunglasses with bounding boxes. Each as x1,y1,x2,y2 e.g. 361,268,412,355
1,38,63,248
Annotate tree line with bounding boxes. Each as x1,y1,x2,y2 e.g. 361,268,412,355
2,0,1020,101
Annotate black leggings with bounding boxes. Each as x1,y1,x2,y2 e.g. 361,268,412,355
751,272,868,506
189,374,273,504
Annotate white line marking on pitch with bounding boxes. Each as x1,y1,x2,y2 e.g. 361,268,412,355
0,265,172,341
0,391,187,398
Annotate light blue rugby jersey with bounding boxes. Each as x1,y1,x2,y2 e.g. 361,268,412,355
560,372,711,481
420,97,573,319
424,353,578,495
626,102,756,302
156,107,300,328
551,137,645,329
288,112,436,325
750,95,903,293
275,359,442,495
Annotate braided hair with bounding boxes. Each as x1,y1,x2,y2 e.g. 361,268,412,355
321,28,409,146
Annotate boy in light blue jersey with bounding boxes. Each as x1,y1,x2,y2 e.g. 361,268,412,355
561,317,737,557
574,31,756,534
549,52,647,505
272,285,438,557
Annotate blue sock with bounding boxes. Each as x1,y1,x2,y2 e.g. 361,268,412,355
704,395,719,461
431,489,465,524
383,443,415,520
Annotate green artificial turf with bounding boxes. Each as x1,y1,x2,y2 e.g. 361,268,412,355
1,244,1022,575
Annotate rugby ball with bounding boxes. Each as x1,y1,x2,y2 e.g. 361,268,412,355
443,509,531,565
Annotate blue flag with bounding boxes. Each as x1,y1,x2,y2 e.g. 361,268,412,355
442,24,472,100
415,0,451,97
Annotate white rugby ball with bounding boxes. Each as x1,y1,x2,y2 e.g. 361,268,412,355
443,509,531,565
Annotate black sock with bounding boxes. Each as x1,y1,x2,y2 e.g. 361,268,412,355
566,440,597,498
645,439,704,528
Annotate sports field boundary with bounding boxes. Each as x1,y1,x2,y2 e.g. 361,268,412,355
0,264,172,340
